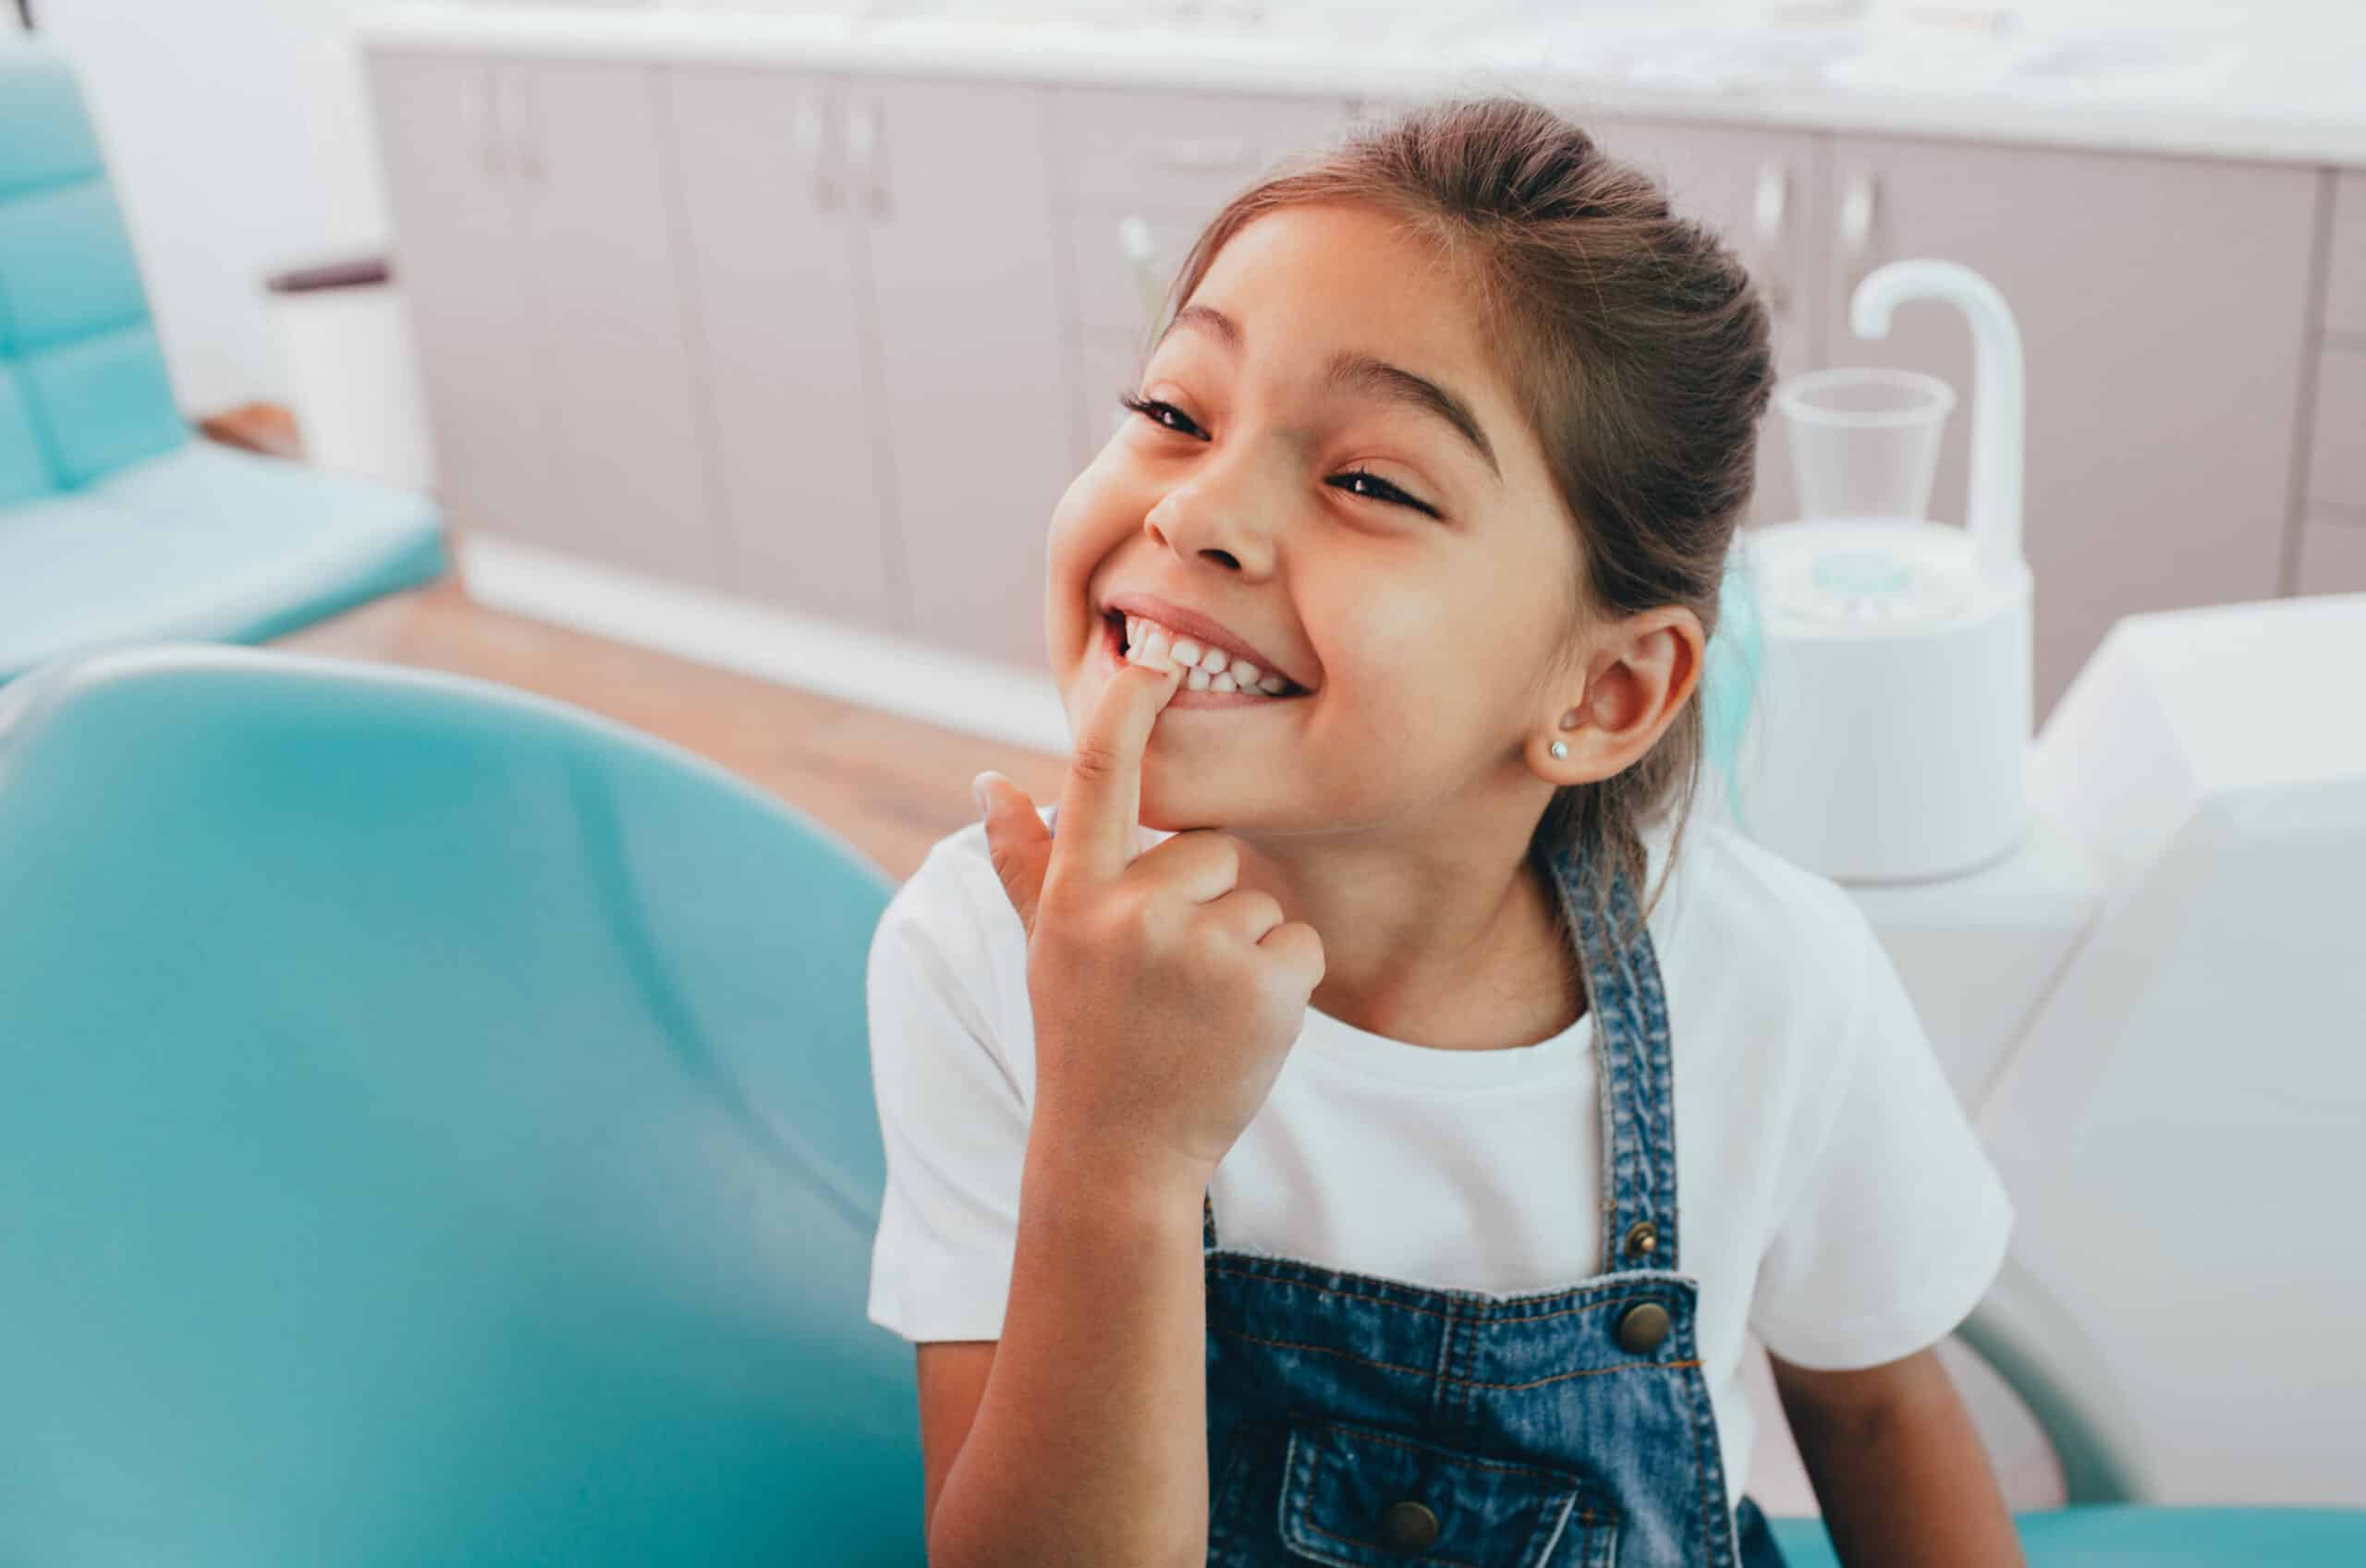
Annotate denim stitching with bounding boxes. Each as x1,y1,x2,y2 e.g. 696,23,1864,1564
1210,1324,1699,1392
1317,1423,1610,1492
1207,1266,1676,1328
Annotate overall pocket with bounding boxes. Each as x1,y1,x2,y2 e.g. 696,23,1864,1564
1274,1417,1619,1568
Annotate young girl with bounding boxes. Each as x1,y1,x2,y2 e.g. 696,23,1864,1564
864,95,2023,1567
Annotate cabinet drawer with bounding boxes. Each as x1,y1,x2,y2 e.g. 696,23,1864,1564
1050,85,1352,210
2306,346,2366,508
2296,511,2366,596
2328,170,2366,340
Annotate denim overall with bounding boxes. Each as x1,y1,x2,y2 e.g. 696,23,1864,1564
1198,834,1790,1568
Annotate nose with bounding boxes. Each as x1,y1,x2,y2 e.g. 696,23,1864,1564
1142,451,1279,577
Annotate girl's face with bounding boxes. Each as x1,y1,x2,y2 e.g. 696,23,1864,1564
1045,201,1589,838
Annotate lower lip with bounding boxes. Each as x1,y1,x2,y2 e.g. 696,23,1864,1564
1101,617,1307,710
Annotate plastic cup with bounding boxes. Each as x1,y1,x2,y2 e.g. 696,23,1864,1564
1774,367,1955,522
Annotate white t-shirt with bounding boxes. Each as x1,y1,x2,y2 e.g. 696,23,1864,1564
864,802,2015,1513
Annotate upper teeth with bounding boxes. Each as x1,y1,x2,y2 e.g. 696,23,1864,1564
1124,614,1296,697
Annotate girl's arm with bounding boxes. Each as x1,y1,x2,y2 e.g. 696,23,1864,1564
1772,1346,2030,1567
921,1124,1212,1568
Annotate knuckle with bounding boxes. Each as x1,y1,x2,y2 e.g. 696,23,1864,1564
1109,886,1164,944
1067,741,1123,786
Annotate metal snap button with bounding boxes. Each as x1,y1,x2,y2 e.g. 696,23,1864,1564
1621,1220,1658,1259
1616,1300,1671,1355
1378,1499,1440,1552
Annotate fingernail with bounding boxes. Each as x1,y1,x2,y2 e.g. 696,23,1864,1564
970,772,995,820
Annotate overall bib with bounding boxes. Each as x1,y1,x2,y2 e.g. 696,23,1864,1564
1199,835,1791,1568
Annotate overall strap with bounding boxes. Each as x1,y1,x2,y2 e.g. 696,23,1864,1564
1543,833,1682,1274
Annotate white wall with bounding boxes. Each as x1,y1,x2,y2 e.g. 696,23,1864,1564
33,0,395,414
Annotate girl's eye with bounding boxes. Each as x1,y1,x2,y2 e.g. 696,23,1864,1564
1117,391,1442,519
1117,391,1206,439
1331,467,1440,519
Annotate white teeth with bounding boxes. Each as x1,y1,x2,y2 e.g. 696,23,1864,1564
1118,611,1302,699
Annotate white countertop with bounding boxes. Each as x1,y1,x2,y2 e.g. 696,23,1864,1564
360,0,2366,168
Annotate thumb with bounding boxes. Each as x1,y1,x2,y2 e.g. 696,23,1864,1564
973,771,1051,936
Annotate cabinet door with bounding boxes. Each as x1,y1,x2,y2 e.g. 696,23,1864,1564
366,53,559,547
512,59,728,590
1583,118,1828,528
1820,138,2318,723
852,77,1072,672
665,67,895,631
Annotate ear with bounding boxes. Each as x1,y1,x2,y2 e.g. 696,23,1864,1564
1531,607,1704,784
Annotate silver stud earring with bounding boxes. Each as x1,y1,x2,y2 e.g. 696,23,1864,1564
1549,740,1568,760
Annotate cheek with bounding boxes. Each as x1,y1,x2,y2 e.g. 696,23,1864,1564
1044,460,1137,580
1043,466,1139,657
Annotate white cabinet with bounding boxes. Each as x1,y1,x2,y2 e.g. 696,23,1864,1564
2297,170,2366,596
665,67,896,632
369,53,727,590
668,69,1081,671
368,53,559,551
853,76,1074,672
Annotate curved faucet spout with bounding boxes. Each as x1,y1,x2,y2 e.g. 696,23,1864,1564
1850,260,2026,587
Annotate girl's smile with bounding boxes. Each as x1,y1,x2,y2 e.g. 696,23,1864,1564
1094,607,1312,711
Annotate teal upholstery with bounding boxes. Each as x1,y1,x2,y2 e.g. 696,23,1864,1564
1766,1506,2366,1566
0,40,445,680
0,443,451,681
0,43,185,492
0,646,919,1565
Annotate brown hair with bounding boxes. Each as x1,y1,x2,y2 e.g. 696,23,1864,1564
1148,92,1774,952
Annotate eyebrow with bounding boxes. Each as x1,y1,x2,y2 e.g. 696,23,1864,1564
1154,302,1501,481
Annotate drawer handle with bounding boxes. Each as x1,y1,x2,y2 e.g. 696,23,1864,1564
1118,213,1165,332
795,93,838,211
1750,159,1792,319
480,70,506,177
847,95,889,219
1838,168,1882,300
1144,137,1256,174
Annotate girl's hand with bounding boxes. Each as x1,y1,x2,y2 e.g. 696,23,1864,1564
973,655,1326,1185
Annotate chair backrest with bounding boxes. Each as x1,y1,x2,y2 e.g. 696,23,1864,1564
0,40,187,504
0,645,921,1565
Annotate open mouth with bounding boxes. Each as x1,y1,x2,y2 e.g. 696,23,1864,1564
1103,610,1311,699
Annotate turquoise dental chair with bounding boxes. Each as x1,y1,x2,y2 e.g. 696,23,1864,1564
0,41,445,686
0,645,917,1563
4,643,2360,1565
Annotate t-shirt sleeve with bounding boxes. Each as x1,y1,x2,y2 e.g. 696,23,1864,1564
863,845,1031,1343
1748,895,2017,1371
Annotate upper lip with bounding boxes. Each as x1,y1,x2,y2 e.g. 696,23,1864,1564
1099,591,1308,689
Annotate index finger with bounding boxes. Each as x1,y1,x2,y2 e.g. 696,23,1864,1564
1051,654,1186,887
